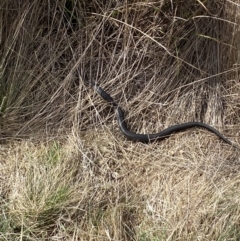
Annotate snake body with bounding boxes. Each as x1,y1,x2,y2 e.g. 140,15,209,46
94,84,237,148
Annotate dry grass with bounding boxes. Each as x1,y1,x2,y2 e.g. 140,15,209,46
1,0,240,240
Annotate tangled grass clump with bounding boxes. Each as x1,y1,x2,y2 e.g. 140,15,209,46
1,0,240,240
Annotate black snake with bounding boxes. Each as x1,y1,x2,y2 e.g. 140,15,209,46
93,84,239,149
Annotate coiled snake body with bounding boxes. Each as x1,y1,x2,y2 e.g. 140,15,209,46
94,84,238,149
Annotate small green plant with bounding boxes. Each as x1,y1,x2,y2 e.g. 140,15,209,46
45,186,70,208
46,141,62,166
0,96,7,115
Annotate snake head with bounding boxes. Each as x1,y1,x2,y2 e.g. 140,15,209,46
93,84,118,107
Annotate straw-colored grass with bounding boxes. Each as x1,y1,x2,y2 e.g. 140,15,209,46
1,0,240,240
